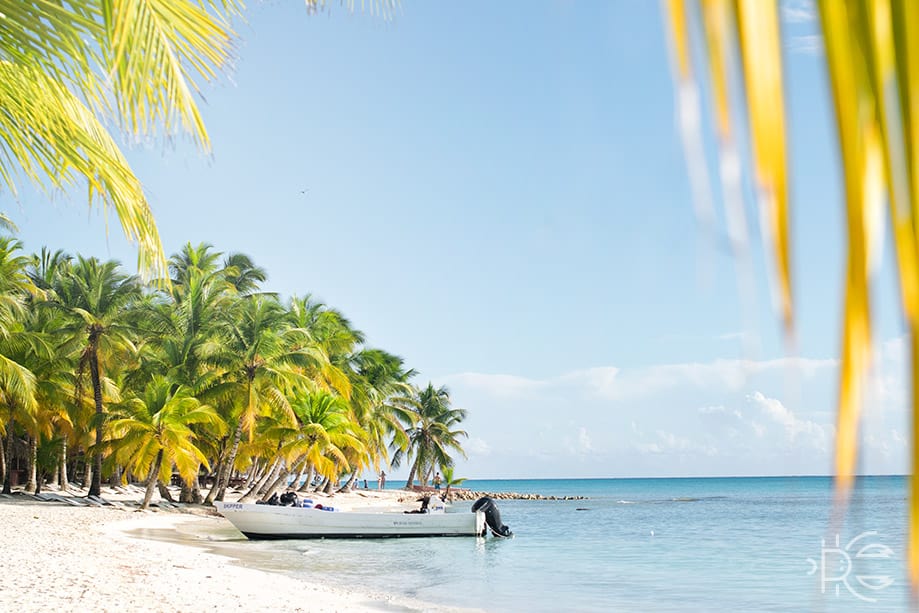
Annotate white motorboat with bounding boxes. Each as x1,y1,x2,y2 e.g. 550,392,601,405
213,498,487,539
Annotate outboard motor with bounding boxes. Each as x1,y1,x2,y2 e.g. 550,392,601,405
472,496,513,537
279,492,299,507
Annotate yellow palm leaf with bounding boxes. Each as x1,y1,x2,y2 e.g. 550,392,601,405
734,0,793,335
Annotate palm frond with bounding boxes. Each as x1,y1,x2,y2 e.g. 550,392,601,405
0,61,166,279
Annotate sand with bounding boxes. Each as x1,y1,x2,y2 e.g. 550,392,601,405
0,487,470,613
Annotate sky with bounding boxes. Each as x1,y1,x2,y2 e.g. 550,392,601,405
10,0,912,479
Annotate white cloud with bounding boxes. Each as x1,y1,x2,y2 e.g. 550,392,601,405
748,391,831,452
564,357,835,401
465,437,491,456
698,405,742,419
635,430,718,457
787,34,823,55
782,0,816,23
440,372,546,398
577,427,593,453
433,344,907,478
716,331,757,343
442,356,836,405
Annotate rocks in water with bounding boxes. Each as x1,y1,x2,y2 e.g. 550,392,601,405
447,490,587,501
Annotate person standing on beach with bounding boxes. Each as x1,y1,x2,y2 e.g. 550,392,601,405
378,470,386,490
433,472,442,491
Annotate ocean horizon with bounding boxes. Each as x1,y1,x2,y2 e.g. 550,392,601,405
159,475,909,611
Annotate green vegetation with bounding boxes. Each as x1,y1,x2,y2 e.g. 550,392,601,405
0,240,467,506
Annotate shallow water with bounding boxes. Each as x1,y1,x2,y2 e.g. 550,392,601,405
144,476,910,611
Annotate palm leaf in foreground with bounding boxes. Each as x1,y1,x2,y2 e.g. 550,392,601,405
664,0,919,587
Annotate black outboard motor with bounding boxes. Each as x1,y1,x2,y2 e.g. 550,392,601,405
472,496,513,537
279,492,299,507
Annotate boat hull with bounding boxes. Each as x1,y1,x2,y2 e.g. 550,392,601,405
214,501,485,539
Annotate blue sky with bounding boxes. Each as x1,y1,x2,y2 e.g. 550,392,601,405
11,1,910,478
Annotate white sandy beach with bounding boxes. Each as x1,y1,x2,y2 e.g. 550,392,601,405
0,488,476,613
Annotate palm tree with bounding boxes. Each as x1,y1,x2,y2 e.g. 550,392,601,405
205,295,326,503
107,377,224,509
53,257,140,497
393,384,468,489
249,390,365,501
286,295,361,398
347,348,416,484
0,238,39,493
441,466,466,501
0,321,39,494
0,2,247,277
0,237,36,334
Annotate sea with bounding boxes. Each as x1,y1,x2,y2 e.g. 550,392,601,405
154,476,911,611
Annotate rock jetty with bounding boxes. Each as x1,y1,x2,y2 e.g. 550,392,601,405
446,490,587,501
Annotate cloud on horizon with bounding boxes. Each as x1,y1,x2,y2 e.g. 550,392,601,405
435,349,907,479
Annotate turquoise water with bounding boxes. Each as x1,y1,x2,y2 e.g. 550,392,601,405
186,476,910,611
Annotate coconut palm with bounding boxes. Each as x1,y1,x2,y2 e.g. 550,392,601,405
0,214,17,235
441,466,466,501
0,237,36,333
0,320,40,494
53,257,140,497
107,377,224,509
293,390,366,494
286,295,360,398
205,295,326,503
393,383,468,489
0,238,39,492
347,348,416,482
0,2,248,278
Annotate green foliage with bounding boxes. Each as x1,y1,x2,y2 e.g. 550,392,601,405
0,241,468,497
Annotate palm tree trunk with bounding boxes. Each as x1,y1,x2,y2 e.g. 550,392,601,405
239,458,279,502
204,456,224,504
59,440,69,492
49,446,59,489
338,470,357,493
297,465,315,493
83,459,92,490
260,467,291,502
2,412,14,494
109,465,122,488
34,468,44,495
88,347,104,498
405,456,420,489
141,449,164,509
215,413,246,501
216,375,258,501
157,481,174,502
179,475,203,503
244,457,260,488
24,436,36,493
289,463,305,492
0,436,5,488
